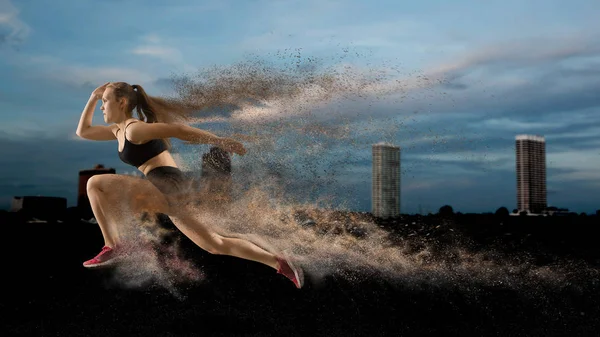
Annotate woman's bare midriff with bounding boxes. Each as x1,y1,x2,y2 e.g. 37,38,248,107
138,150,178,176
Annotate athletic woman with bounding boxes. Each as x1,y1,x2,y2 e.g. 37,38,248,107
76,82,303,288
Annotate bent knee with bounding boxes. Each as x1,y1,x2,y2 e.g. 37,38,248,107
86,175,108,193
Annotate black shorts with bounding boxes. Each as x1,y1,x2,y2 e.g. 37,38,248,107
146,166,192,197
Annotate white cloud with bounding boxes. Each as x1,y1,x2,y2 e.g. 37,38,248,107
230,32,600,126
428,34,600,79
131,45,181,61
55,64,155,88
403,134,460,147
20,54,156,89
550,126,600,140
130,34,197,73
0,0,31,45
473,118,563,131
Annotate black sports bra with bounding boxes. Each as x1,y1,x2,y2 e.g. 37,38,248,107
117,121,168,168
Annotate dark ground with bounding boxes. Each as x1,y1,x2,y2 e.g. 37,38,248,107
1,210,599,336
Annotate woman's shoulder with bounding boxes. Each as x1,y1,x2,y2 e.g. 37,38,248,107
113,118,144,135
125,118,144,126
122,119,166,143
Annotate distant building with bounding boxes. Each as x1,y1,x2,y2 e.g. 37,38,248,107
11,196,67,220
516,135,547,214
78,164,115,218
372,142,401,218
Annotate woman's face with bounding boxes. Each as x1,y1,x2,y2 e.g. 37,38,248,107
100,87,124,124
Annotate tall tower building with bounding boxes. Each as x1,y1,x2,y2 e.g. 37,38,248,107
372,143,401,218
515,135,547,213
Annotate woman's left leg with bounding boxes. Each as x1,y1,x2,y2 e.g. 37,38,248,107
167,210,303,288
167,211,278,269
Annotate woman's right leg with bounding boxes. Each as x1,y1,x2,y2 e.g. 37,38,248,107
86,173,278,267
87,175,119,247
86,173,170,248
85,174,302,286
83,173,172,267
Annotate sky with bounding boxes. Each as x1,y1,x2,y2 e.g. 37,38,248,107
1,0,599,214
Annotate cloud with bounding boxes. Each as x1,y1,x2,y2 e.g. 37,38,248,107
131,45,181,61
0,0,30,46
419,36,596,93
548,150,600,183
429,35,600,77
473,118,565,132
222,32,600,132
18,54,156,90
58,65,155,89
128,34,197,73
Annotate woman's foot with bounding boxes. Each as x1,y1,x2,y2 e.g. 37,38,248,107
83,245,121,268
276,255,304,289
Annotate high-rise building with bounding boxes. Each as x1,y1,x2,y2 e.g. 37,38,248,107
78,164,116,218
515,135,547,213
372,143,401,218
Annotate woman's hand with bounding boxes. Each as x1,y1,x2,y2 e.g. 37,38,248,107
218,138,247,156
91,82,110,100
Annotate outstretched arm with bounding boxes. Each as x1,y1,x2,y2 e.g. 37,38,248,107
127,122,247,155
76,82,116,141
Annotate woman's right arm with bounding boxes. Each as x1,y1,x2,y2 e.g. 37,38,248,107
76,83,116,141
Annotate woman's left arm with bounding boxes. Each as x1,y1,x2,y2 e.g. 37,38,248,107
128,122,246,155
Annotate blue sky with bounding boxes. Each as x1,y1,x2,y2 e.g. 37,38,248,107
1,0,599,214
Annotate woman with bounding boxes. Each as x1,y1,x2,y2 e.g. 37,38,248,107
76,82,303,289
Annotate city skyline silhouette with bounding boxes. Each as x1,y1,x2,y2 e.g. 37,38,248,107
5,133,597,216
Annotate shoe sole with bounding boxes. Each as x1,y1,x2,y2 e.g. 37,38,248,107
82,256,124,269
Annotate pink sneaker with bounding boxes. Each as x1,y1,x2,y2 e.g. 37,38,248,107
276,256,304,289
83,246,120,268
